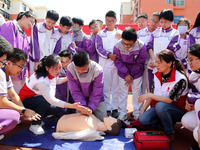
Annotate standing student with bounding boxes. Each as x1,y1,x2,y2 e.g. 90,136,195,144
0,48,40,140
0,11,35,93
88,19,101,63
19,54,90,135
96,10,122,118
181,44,200,149
138,50,188,142
71,17,90,53
114,27,147,120
30,10,59,75
56,50,74,116
67,51,107,121
138,12,160,94
147,9,180,72
136,13,148,30
189,12,200,47
53,16,76,55
175,18,191,71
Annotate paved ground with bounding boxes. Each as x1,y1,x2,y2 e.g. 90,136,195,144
0,95,197,150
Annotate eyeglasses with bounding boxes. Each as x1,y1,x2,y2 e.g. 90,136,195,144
106,19,115,24
90,26,98,31
0,60,7,67
186,58,199,64
11,61,26,71
27,18,35,26
121,41,135,48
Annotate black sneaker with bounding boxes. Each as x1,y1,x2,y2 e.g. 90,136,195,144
112,109,119,118
107,110,112,117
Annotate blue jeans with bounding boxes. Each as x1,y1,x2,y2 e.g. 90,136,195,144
139,102,185,135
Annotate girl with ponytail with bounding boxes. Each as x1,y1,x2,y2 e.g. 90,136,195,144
0,11,35,94
136,49,188,142
18,55,91,135
181,43,200,149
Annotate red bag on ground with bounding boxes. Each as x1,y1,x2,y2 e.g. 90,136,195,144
133,131,170,150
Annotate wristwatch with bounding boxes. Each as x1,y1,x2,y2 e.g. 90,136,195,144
21,108,26,115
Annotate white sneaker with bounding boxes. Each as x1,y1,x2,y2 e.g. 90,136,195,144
0,135,4,140
29,124,45,135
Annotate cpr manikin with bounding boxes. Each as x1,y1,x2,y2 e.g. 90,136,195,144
52,113,121,141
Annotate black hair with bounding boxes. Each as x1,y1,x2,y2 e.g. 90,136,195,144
192,12,200,29
36,55,61,79
59,50,72,59
159,9,174,22
188,43,200,59
60,16,73,27
0,36,13,57
156,50,188,80
46,10,59,21
105,10,116,19
96,19,103,26
89,19,97,27
137,13,148,20
72,17,84,26
17,11,35,21
151,12,160,18
73,51,89,67
122,27,138,42
7,48,27,63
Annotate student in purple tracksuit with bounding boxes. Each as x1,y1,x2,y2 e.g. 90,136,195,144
189,12,200,47
175,18,191,72
55,50,75,116
181,44,200,148
87,19,102,63
147,9,180,71
95,10,122,118
114,27,147,120
53,16,76,55
29,10,59,75
0,48,40,140
67,51,107,121
71,17,90,53
0,11,35,93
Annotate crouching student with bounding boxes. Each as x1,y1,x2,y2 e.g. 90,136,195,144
137,50,188,142
67,51,107,121
55,50,75,116
0,47,40,140
181,44,200,149
19,55,90,135
113,27,147,120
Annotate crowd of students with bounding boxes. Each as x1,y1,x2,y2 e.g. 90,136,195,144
0,7,200,148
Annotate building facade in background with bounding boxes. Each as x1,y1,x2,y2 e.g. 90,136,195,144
0,0,47,22
120,0,200,24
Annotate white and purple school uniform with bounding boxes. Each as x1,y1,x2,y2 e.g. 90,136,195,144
0,20,30,93
95,27,122,112
30,22,57,62
73,30,90,52
0,68,20,135
181,71,200,142
147,26,180,55
189,26,200,47
175,35,189,69
114,39,147,119
53,28,76,55
67,61,106,120
87,34,99,63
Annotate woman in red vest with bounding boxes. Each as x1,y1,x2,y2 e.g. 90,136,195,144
137,49,189,142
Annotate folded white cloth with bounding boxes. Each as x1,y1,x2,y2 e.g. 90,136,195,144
52,129,105,141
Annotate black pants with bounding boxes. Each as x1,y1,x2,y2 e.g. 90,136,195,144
23,96,61,125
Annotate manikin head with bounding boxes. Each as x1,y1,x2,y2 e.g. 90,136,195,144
103,116,121,135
